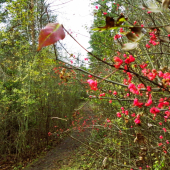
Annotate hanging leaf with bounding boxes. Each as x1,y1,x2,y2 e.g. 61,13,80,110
165,26,170,33
142,2,161,12
126,32,139,42
116,14,128,26
122,42,138,51
37,23,65,51
130,27,143,36
102,157,107,168
162,0,170,9
92,14,128,32
160,36,170,42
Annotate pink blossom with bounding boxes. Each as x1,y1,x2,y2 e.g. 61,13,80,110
131,113,136,117
158,71,164,77
146,44,150,48
159,135,163,139
150,107,160,114
99,93,105,97
95,6,98,9
137,83,144,89
158,143,163,146
107,118,111,123
117,112,121,117
163,128,167,132
120,27,124,33
48,132,52,136
87,79,98,91
159,122,162,125
127,72,133,83
166,140,169,144
125,110,129,115
133,98,143,107
103,12,107,15
147,86,152,91
113,56,123,69
128,83,139,95
109,100,112,103
141,24,144,27
147,11,151,13
114,34,122,40
134,118,141,124
121,107,124,110
113,90,117,95
140,63,147,69
134,21,137,25
88,75,93,78
125,55,135,64
145,98,152,106
145,94,152,106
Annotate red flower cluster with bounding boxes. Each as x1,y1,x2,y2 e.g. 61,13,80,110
150,107,160,114
134,115,141,124
145,94,152,106
114,34,122,40
133,98,143,107
142,68,157,80
158,98,169,108
128,83,139,95
87,79,98,91
113,56,123,69
125,55,135,64
149,31,159,46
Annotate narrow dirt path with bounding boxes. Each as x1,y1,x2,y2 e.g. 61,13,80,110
25,102,94,170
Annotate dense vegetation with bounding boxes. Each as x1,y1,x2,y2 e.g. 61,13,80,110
0,0,86,168
2,0,170,169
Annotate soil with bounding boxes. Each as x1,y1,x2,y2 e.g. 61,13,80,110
24,102,94,170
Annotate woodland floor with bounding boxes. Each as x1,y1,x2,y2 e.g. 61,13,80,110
24,102,94,170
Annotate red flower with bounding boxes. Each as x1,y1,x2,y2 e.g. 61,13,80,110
128,83,139,95
117,112,121,117
150,107,160,114
87,79,98,91
113,56,123,69
134,118,141,124
133,98,143,107
113,90,117,95
125,55,135,64
145,94,152,106
163,128,167,132
159,135,163,139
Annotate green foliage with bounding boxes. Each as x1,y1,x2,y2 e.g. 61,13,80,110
0,0,86,166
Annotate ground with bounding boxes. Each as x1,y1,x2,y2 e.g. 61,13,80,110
25,102,94,170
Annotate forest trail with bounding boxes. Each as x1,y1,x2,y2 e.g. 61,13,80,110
25,102,94,170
